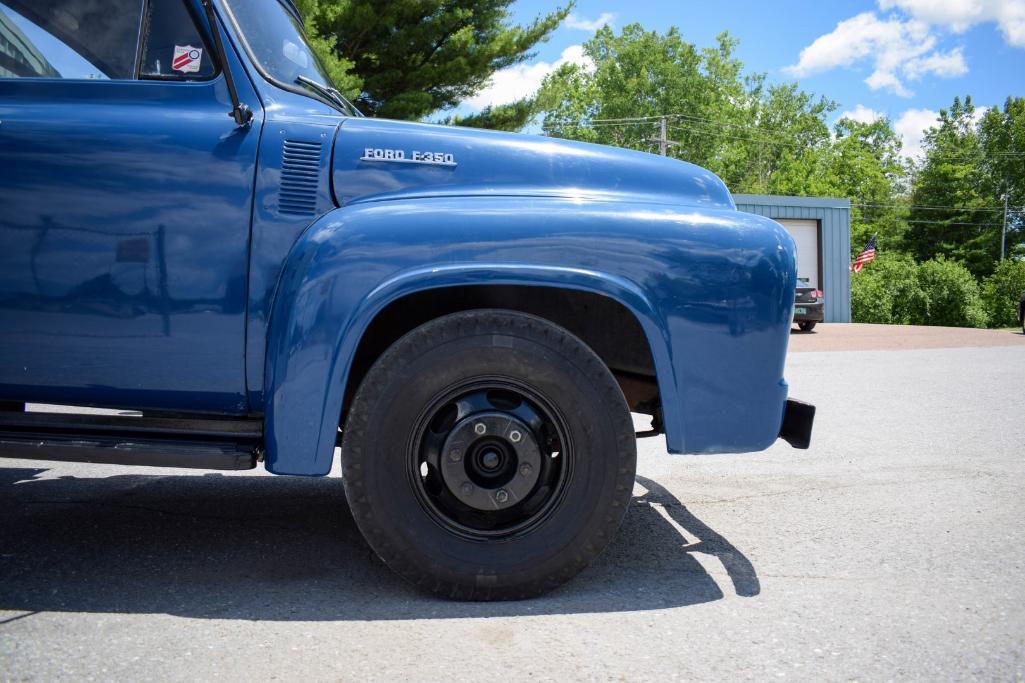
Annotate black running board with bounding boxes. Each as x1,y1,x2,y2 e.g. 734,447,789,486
0,434,257,470
0,410,262,470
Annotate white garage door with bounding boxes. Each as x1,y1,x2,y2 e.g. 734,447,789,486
775,219,820,290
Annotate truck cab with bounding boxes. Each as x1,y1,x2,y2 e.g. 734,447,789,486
0,0,813,599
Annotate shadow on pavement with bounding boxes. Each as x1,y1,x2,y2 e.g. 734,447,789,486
0,466,758,620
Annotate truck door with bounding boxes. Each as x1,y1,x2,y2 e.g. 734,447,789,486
0,0,260,413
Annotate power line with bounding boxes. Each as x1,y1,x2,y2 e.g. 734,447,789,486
590,114,672,123
853,201,1008,212
853,218,1006,227
926,149,1025,158
581,115,820,146
584,120,655,128
594,112,787,135
667,124,808,149
570,113,1025,158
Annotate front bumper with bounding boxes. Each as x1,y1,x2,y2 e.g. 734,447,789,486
779,399,815,449
793,301,824,323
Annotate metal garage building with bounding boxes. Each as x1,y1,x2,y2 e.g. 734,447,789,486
733,194,852,323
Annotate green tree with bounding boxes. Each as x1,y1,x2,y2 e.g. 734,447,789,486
911,257,988,328
442,99,535,131
978,97,1025,261
535,27,835,191
981,259,1025,327
296,0,569,122
532,22,917,219
767,116,911,256
300,23,361,99
827,118,909,256
850,252,924,324
905,96,999,278
850,267,896,324
537,26,731,151
743,83,834,196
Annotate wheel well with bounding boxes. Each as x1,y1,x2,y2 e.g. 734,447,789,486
343,285,661,427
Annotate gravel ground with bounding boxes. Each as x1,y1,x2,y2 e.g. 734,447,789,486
789,322,1025,352
1,337,1023,681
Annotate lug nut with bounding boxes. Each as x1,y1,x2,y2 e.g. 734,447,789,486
495,489,509,503
519,463,533,476
460,481,473,495
474,423,487,435
448,449,462,462
509,430,522,443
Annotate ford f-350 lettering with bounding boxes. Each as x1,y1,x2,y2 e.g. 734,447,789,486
0,0,815,599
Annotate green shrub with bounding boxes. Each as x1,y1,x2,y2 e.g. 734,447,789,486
850,252,925,324
851,272,894,323
911,257,988,328
981,259,1025,327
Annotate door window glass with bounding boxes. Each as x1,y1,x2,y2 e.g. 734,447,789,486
0,0,143,79
139,0,215,79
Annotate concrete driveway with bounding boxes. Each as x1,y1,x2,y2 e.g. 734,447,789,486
1,329,1024,680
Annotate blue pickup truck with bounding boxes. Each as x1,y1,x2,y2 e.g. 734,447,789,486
0,0,813,599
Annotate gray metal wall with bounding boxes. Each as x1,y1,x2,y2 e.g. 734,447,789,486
732,194,852,323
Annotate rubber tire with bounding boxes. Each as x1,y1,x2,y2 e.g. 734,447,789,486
341,309,637,600
798,321,817,332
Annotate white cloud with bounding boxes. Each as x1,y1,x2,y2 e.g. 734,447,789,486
883,105,990,159
894,108,939,159
786,13,908,77
784,12,965,96
565,12,616,32
839,104,885,124
865,70,911,97
463,45,593,110
879,0,1025,47
904,47,968,79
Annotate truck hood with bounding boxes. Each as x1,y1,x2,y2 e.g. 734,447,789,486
331,118,735,210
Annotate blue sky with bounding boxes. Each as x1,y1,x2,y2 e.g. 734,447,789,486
457,0,1025,158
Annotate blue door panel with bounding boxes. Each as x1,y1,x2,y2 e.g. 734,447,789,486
0,77,259,412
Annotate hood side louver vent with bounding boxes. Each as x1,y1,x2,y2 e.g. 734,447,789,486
279,140,322,216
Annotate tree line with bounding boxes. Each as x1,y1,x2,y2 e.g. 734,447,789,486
296,2,1023,327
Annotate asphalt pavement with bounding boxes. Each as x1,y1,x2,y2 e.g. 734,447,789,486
1,338,1024,681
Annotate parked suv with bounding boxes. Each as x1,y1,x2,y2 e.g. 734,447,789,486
794,279,824,332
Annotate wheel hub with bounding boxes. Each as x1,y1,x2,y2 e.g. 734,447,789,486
479,449,501,470
440,412,542,511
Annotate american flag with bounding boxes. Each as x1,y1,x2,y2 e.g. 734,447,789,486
852,236,877,273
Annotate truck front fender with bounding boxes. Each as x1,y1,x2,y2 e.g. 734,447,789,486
263,195,795,475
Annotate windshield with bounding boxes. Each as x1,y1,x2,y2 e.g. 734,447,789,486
224,0,355,113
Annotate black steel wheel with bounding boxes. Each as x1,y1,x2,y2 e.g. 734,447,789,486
341,309,636,600
798,320,817,332
411,380,571,540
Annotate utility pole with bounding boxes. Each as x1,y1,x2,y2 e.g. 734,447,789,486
1001,194,1008,260
647,116,677,157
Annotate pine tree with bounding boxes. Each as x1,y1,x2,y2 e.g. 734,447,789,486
296,0,569,123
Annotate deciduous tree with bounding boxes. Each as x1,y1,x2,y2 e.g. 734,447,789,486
905,96,998,277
